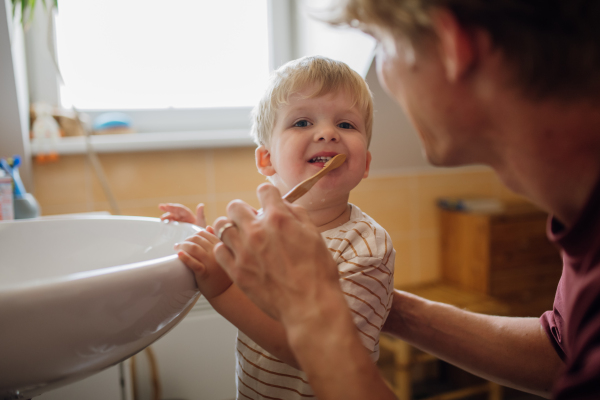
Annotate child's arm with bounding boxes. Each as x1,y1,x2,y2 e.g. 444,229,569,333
175,229,300,368
209,284,301,369
159,202,207,227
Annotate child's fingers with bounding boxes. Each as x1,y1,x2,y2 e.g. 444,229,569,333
159,203,196,224
183,232,219,254
159,203,187,213
196,203,207,228
178,237,215,263
199,229,221,245
176,240,212,267
160,212,176,221
177,250,206,276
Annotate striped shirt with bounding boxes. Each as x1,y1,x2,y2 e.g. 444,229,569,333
236,204,396,399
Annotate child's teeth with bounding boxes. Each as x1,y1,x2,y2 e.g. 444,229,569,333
310,156,332,163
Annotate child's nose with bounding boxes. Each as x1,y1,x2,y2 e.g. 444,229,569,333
315,125,340,143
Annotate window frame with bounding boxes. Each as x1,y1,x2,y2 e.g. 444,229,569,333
25,0,293,143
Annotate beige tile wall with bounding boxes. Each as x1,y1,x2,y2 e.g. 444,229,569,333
32,147,524,287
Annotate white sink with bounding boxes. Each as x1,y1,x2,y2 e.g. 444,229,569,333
0,216,201,399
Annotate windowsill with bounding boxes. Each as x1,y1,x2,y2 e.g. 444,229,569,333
30,129,255,155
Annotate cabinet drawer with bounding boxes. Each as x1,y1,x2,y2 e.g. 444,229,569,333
440,203,563,300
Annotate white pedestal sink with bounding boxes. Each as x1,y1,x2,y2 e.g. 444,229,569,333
0,216,201,399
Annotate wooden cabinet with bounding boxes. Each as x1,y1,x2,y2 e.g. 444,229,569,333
440,203,563,300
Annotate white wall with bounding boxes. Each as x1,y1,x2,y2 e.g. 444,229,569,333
293,0,375,76
365,58,431,174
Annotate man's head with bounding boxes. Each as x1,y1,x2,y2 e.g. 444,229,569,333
332,0,600,100
250,56,373,147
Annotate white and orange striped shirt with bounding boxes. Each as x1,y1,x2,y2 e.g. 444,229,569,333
236,204,396,400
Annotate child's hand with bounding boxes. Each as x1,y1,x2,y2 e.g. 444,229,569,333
159,203,207,228
175,226,233,299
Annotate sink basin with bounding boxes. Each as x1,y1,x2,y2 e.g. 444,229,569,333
0,216,201,399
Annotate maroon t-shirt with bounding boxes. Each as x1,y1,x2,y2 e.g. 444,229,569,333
540,177,600,399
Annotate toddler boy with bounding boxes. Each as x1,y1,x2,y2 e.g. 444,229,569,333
160,55,395,400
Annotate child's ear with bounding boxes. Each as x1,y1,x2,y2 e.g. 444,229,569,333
363,151,372,179
255,145,276,176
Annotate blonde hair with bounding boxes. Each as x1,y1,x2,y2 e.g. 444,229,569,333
330,0,600,100
251,55,373,146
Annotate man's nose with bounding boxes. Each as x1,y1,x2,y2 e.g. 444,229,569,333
315,125,340,142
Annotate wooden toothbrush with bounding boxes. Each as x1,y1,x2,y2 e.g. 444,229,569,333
282,154,347,203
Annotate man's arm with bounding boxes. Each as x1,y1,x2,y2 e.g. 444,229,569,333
285,282,396,400
384,290,563,398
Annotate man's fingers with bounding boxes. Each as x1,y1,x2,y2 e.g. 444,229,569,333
256,183,287,213
226,199,260,228
213,217,231,237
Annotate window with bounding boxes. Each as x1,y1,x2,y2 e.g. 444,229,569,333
26,0,375,145
55,0,270,110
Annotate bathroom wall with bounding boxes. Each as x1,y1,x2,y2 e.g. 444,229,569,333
30,58,525,288
32,150,523,287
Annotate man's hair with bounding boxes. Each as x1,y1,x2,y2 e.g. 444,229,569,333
331,0,600,100
251,55,373,146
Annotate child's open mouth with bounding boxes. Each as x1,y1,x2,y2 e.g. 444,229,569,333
308,156,333,163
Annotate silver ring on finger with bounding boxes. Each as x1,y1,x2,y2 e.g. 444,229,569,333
217,222,236,240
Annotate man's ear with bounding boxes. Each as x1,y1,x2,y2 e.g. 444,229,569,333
255,145,276,176
430,8,476,81
363,151,372,179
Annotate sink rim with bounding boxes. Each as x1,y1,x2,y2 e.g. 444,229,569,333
0,215,200,293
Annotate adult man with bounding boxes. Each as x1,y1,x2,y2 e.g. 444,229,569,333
209,1,600,399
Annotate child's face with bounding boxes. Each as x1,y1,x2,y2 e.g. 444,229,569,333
256,88,371,208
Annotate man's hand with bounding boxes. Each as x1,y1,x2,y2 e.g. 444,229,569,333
212,183,340,325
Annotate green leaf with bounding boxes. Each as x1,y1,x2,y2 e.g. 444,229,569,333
11,0,18,19
21,0,26,24
28,0,37,24
11,0,57,27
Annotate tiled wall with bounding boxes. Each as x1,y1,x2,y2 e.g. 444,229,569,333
32,146,524,287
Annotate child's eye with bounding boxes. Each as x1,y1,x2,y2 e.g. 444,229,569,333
338,122,354,129
293,120,311,128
